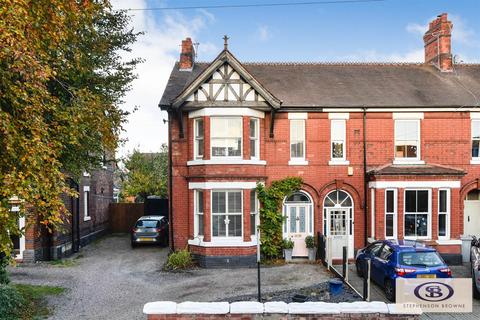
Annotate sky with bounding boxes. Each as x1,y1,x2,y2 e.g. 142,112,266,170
111,0,480,158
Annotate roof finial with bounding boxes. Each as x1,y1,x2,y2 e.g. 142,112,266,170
223,35,229,50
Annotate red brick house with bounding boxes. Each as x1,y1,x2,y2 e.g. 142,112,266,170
159,13,480,267
11,166,114,262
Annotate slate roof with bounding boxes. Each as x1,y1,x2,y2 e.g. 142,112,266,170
368,164,465,176
159,61,480,109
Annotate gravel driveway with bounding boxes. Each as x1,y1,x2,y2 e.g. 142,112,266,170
8,234,332,320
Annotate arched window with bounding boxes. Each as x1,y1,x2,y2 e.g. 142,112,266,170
323,190,352,208
285,192,311,203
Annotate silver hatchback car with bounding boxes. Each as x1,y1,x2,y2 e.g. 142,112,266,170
131,216,168,247
471,236,480,299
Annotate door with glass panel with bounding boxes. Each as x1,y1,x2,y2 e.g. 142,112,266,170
283,192,313,257
323,190,354,259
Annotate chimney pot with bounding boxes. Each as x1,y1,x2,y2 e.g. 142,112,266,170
423,13,453,72
179,37,195,71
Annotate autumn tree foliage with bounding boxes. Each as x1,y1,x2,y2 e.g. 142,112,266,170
0,1,141,257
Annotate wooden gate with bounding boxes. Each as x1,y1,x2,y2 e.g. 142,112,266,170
109,203,145,233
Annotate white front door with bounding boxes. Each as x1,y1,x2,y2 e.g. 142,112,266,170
464,200,480,237
327,208,354,259
285,205,310,257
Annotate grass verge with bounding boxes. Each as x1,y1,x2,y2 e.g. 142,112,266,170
12,284,65,320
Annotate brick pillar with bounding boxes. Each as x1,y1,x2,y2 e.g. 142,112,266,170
204,117,211,160
203,190,211,242
243,189,251,242
397,189,404,239
431,189,438,240
451,189,460,239
243,117,250,160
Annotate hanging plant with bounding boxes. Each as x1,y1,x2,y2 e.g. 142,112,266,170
256,177,303,260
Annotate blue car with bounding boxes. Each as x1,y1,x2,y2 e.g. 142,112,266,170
355,239,452,301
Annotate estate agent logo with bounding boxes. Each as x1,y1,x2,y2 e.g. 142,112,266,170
396,278,472,313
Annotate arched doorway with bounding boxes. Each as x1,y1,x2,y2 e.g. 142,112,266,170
464,189,480,237
323,190,354,259
283,191,314,257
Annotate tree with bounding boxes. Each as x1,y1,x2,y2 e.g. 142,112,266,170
0,0,141,258
121,145,169,202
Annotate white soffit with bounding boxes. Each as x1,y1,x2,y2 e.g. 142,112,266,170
288,112,308,120
369,181,460,189
189,108,265,119
328,113,350,120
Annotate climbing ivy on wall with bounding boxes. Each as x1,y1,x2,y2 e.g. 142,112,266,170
256,177,303,259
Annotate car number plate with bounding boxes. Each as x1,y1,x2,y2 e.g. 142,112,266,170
417,274,436,278
139,237,155,242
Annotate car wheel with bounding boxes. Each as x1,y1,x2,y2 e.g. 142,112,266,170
473,267,480,299
356,261,363,277
384,279,395,302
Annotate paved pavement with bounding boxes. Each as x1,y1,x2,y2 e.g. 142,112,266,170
8,234,331,320
333,263,480,319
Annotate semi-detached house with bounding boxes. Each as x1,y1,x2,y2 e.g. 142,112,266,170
159,13,480,267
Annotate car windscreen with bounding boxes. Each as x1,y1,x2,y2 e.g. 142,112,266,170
399,251,444,267
135,220,159,228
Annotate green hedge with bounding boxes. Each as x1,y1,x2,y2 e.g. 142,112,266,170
0,284,25,320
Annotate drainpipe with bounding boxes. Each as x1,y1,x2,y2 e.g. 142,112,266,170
363,107,368,246
168,111,175,252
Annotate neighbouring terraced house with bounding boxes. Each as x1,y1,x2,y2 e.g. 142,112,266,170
159,13,480,267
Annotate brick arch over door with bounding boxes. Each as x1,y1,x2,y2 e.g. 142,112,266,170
459,178,480,237
317,180,363,243
299,182,320,208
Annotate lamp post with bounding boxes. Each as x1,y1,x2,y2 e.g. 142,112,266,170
257,226,261,302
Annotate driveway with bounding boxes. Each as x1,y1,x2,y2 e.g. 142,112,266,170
8,234,332,320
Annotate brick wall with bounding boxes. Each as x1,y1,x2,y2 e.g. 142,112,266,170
170,110,480,259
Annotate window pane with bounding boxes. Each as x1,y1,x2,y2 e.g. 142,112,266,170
386,190,394,213
290,120,304,140
289,207,296,233
405,191,417,212
396,120,418,141
195,119,204,138
250,214,256,235
405,214,416,236
331,120,345,141
250,191,257,213
472,120,480,139
196,139,204,157
212,192,226,213
473,140,480,158
197,191,204,213
332,142,343,158
299,207,306,233
227,139,242,157
250,139,257,158
386,214,394,237
416,214,428,236
417,191,429,212
228,215,242,237
228,191,242,213
198,214,204,236
212,215,226,236
249,119,257,138
439,190,447,213
291,142,304,158
439,214,446,237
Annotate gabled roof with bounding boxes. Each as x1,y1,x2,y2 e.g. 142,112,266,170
159,59,480,109
166,50,281,109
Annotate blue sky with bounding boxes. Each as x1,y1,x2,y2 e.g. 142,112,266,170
113,0,480,156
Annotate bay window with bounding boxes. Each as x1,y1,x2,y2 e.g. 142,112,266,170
212,190,242,237
438,189,450,239
472,120,480,159
385,189,397,238
404,189,430,238
194,190,204,236
395,120,420,160
194,118,204,159
331,120,346,161
250,118,259,159
211,117,242,158
290,120,305,160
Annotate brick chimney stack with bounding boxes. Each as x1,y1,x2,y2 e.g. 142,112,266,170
423,13,453,72
179,37,195,71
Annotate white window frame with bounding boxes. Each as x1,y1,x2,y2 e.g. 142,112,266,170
83,186,91,221
438,188,450,240
289,119,306,165
194,190,204,237
330,119,346,162
471,119,480,163
384,189,397,239
249,118,260,160
250,190,259,237
193,118,204,160
394,119,422,163
403,189,431,240
211,190,243,238
210,117,243,159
